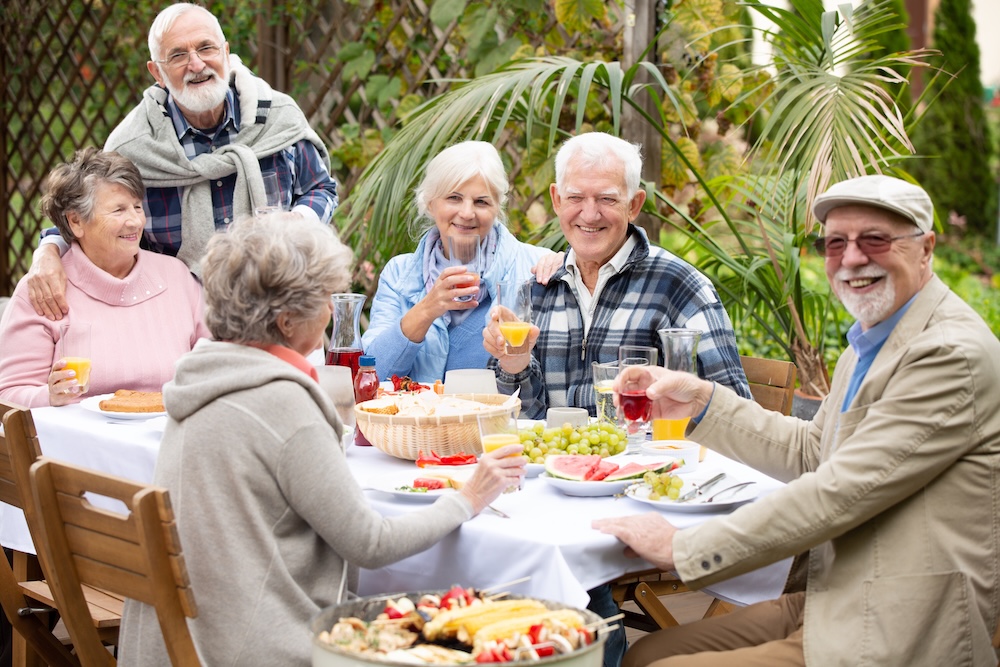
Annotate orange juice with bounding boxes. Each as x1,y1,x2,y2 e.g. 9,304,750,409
63,356,91,389
499,321,531,347
481,432,520,453
652,417,690,441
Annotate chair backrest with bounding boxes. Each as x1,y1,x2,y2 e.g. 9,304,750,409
0,402,80,667
740,356,797,416
29,458,200,666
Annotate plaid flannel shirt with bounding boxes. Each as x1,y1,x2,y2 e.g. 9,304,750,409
43,86,338,256
493,226,751,419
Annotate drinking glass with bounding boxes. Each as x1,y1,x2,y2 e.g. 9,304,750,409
58,321,92,394
495,280,532,356
477,408,522,492
254,172,283,216
591,360,620,424
618,345,657,452
653,329,704,459
446,234,482,303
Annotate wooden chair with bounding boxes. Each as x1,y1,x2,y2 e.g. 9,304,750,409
611,356,798,631
0,401,79,667
740,355,797,415
28,458,200,666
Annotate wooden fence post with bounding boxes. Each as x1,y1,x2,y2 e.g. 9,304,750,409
622,0,661,241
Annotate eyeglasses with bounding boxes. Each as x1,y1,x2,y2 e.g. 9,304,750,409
812,230,924,258
155,44,223,69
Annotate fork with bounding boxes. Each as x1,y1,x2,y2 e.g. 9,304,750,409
704,481,756,503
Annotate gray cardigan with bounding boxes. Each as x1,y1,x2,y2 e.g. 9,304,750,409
118,339,472,665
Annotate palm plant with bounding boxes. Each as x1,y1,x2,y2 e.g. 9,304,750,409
337,0,937,397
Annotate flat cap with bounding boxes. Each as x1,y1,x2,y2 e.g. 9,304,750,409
813,175,933,232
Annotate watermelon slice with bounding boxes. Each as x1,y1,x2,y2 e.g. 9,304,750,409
413,477,447,490
586,459,621,481
544,455,603,481
603,460,682,482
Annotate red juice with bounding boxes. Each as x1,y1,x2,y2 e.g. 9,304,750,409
620,391,651,422
353,356,379,447
326,347,362,379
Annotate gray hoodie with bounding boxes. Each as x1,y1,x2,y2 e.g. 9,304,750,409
118,338,472,666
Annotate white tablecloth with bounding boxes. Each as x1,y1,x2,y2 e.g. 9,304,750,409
1,404,791,611
349,444,791,609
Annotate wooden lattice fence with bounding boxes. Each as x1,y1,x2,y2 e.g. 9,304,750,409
1,0,630,296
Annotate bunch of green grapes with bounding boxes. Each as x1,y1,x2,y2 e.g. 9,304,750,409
517,421,629,463
642,471,685,500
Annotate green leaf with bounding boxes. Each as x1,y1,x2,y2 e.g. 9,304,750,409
430,0,467,29
555,0,605,34
342,49,375,82
336,41,365,62
475,37,523,77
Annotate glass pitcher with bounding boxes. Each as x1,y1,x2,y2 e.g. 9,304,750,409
653,328,702,442
326,293,366,380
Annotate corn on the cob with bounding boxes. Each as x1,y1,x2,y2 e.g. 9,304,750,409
422,599,547,641
472,609,585,652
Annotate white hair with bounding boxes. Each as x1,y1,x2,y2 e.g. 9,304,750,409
148,3,226,61
554,133,643,199
412,141,509,236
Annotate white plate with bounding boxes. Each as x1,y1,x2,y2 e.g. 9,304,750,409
80,394,166,420
623,480,757,513
367,473,460,503
540,473,634,497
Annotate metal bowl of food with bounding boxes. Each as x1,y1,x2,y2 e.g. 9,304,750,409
312,589,606,666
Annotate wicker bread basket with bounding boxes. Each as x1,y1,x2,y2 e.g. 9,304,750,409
354,393,521,460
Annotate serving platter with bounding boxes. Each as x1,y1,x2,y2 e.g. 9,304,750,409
80,394,166,420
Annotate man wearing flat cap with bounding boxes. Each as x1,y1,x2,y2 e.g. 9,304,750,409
592,175,1000,666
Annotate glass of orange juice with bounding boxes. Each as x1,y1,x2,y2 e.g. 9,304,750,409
495,280,532,356
58,321,92,393
654,328,703,456
477,408,522,492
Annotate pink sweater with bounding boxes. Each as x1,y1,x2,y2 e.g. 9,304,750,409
0,247,210,407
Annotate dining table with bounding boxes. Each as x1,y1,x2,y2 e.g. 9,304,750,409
1,401,791,615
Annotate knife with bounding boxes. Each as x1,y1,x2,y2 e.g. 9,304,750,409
677,473,726,503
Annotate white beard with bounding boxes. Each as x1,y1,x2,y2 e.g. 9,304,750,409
833,267,896,326
164,61,230,116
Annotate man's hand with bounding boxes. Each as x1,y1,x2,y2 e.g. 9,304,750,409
592,512,679,571
613,366,715,420
26,245,69,321
530,251,565,285
482,305,538,375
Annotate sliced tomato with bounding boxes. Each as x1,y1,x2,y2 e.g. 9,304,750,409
413,477,446,491
415,452,443,468
437,453,478,466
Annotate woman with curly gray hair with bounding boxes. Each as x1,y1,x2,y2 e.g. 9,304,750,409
117,213,526,666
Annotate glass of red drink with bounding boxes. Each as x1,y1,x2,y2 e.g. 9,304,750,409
446,234,482,303
618,345,658,452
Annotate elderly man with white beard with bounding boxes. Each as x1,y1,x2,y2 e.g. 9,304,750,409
593,175,1000,667
24,2,338,316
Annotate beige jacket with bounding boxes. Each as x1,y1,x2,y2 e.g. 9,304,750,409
676,275,1000,666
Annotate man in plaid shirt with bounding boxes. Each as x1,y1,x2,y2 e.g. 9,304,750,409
484,132,750,421
484,132,750,667
25,3,338,320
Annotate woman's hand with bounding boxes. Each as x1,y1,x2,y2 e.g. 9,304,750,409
459,444,526,514
530,251,565,285
48,359,85,406
400,266,481,343
482,305,538,375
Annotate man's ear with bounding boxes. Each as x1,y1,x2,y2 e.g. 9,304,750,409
628,189,647,220
549,183,562,214
147,60,164,86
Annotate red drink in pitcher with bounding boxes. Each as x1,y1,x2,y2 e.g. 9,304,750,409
620,391,651,422
326,347,363,379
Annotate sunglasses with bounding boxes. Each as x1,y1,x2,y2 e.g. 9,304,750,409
812,230,924,258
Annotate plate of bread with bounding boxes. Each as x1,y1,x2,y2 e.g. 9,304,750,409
81,390,166,419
